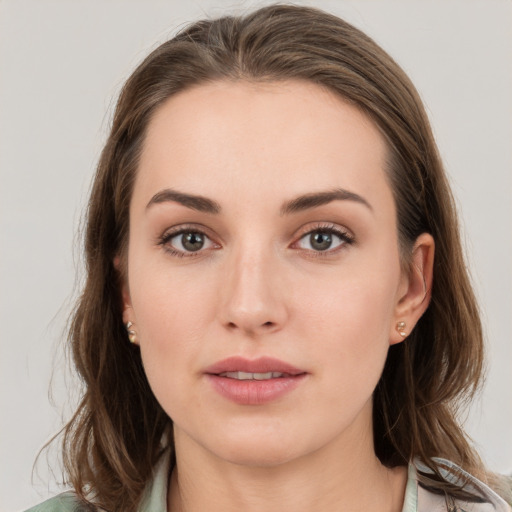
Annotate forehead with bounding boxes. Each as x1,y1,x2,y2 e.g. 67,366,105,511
136,80,392,212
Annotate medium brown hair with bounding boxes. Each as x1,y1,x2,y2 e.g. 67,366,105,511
61,4,491,510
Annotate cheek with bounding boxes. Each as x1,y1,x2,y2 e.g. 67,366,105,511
130,249,216,330
301,286,392,377
128,261,217,396
295,250,401,385
298,254,400,340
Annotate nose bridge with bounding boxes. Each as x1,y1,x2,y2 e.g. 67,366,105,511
219,236,286,334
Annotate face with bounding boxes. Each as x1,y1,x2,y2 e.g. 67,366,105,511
121,80,414,467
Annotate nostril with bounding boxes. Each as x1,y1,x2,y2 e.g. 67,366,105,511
225,320,276,332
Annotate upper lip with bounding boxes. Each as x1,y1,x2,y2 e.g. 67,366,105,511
204,356,306,376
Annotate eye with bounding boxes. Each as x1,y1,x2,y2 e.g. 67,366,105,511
159,228,218,257
295,226,354,253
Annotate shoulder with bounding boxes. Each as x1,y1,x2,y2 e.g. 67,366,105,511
24,492,94,512
414,458,512,512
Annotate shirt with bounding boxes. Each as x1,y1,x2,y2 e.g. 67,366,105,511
25,451,511,511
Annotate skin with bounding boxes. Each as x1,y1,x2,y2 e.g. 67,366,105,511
120,80,434,512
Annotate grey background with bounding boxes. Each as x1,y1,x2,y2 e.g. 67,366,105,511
1,1,511,510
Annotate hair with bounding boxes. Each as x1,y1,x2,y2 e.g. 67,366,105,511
58,4,498,511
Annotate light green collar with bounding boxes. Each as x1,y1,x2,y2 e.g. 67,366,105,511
137,452,509,512
138,448,171,511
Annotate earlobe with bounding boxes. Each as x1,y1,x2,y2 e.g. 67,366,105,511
122,306,139,345
390,233,435,345
113,255,139,344
125,321,138,344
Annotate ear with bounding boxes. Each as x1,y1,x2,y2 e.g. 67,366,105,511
390,233,435,345
114,255,138,340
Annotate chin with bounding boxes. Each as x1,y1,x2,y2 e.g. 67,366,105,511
219,442,299,468
205,426,313,468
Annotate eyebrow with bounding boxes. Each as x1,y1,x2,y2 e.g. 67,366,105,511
146,189,221,214
280,188,373,215
146,187,372,215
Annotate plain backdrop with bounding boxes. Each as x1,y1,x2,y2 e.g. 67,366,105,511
1,0,511,510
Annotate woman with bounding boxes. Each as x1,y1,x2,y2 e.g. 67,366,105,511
27,4,511,512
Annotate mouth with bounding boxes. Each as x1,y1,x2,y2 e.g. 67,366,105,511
204,356,306,376
217,371,295,380
204,357,307,405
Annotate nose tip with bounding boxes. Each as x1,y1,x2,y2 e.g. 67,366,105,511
219,252,288,337
225,318,280,336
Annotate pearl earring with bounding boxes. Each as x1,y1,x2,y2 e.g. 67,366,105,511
396,321,407,338
125,321,138,344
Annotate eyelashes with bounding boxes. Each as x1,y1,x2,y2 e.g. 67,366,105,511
293,223,354,255
157,225,219,258
157,222,354,259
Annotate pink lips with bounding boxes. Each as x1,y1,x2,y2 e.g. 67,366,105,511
204,356,307,405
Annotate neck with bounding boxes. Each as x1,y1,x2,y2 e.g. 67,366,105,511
168,423,407,512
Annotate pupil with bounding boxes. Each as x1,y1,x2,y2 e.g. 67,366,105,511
311,232,332,251
182,232,204,251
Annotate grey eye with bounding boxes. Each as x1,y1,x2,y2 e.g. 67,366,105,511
169,231,214,253
297,230,347,252
181,232,205,252
309,232,332,251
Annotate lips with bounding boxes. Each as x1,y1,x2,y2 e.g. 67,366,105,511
204,356,305,376
218,371,290,380
204,356,307,405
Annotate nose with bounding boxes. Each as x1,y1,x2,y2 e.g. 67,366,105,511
218,244,289,337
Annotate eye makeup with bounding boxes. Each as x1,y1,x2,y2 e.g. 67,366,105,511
157,223,220,258
291,222,355,259
156,220,355,260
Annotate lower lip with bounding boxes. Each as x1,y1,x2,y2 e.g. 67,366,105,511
206,374,306,405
